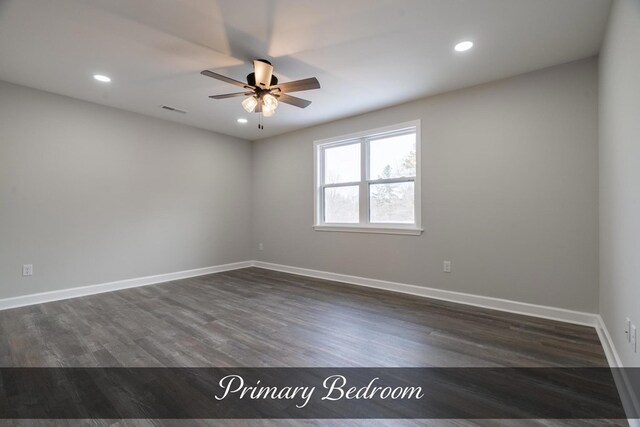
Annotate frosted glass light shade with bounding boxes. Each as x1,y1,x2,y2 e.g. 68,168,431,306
262,94,278,110
242,96,258,113
262,107,275,117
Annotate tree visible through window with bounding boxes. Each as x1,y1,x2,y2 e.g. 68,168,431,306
314,121,421,234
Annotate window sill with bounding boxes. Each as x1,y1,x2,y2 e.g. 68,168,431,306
313,225,424,236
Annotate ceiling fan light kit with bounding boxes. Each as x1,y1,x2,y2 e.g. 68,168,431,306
262,93,278,112
241,96,259,113
202,59,320,129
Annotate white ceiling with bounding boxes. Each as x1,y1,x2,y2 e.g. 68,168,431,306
0,0,611,140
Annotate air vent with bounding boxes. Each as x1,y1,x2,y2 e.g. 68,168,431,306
160,105,187,114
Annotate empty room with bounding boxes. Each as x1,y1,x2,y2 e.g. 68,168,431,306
0,0,639,424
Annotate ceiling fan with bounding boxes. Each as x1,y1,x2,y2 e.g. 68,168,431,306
201,59,320,128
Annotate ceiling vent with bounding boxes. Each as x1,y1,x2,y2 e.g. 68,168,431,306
160,105,187,114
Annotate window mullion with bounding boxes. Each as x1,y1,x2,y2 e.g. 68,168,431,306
359,138,368,225
367,177,415,185
318,148,325,224
323,181,362,189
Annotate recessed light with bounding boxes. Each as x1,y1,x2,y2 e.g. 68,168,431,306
237,118,248,124
454,41,474,52
93,74,111,83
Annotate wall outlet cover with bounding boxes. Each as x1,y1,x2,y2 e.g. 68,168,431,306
443,261,451,273
22,264,33,276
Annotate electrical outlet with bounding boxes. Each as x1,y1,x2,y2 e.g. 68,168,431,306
632,324,637,353
443,261,451,273
258,243,264,251
22,264,33,276
626,318,631,342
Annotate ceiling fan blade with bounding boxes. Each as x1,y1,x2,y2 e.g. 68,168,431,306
253,60,274,89
272,77,320,93
201,70,254,90
276,93,312,108
209,92,253,99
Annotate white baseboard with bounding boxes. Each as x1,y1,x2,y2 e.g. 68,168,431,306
596,316,640,426
0,261,252,311
0,259,637,422
254,261,639,424
251,261,599,327
597,315,624,368
0,259,600,327
0,258,605,328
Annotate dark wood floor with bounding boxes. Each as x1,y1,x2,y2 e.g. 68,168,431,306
0,420,625,427
0,267,607,368
0,268,621,426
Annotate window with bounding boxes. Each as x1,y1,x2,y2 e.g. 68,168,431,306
314,120,422,235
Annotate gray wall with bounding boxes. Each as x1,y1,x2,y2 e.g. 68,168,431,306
252,58,600,313
0,81,252,299
0,56,602,316
599,0,640,367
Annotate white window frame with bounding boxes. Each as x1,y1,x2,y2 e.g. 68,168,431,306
313,120,423,236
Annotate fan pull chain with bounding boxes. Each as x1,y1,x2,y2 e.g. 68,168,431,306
258,112,264,130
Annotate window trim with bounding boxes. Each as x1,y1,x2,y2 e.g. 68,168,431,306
313,120,423,235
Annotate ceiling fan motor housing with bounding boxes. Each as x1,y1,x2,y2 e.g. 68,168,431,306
246,72,278,87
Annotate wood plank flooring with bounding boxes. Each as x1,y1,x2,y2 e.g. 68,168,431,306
0,267,607,368
0,267,620,426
